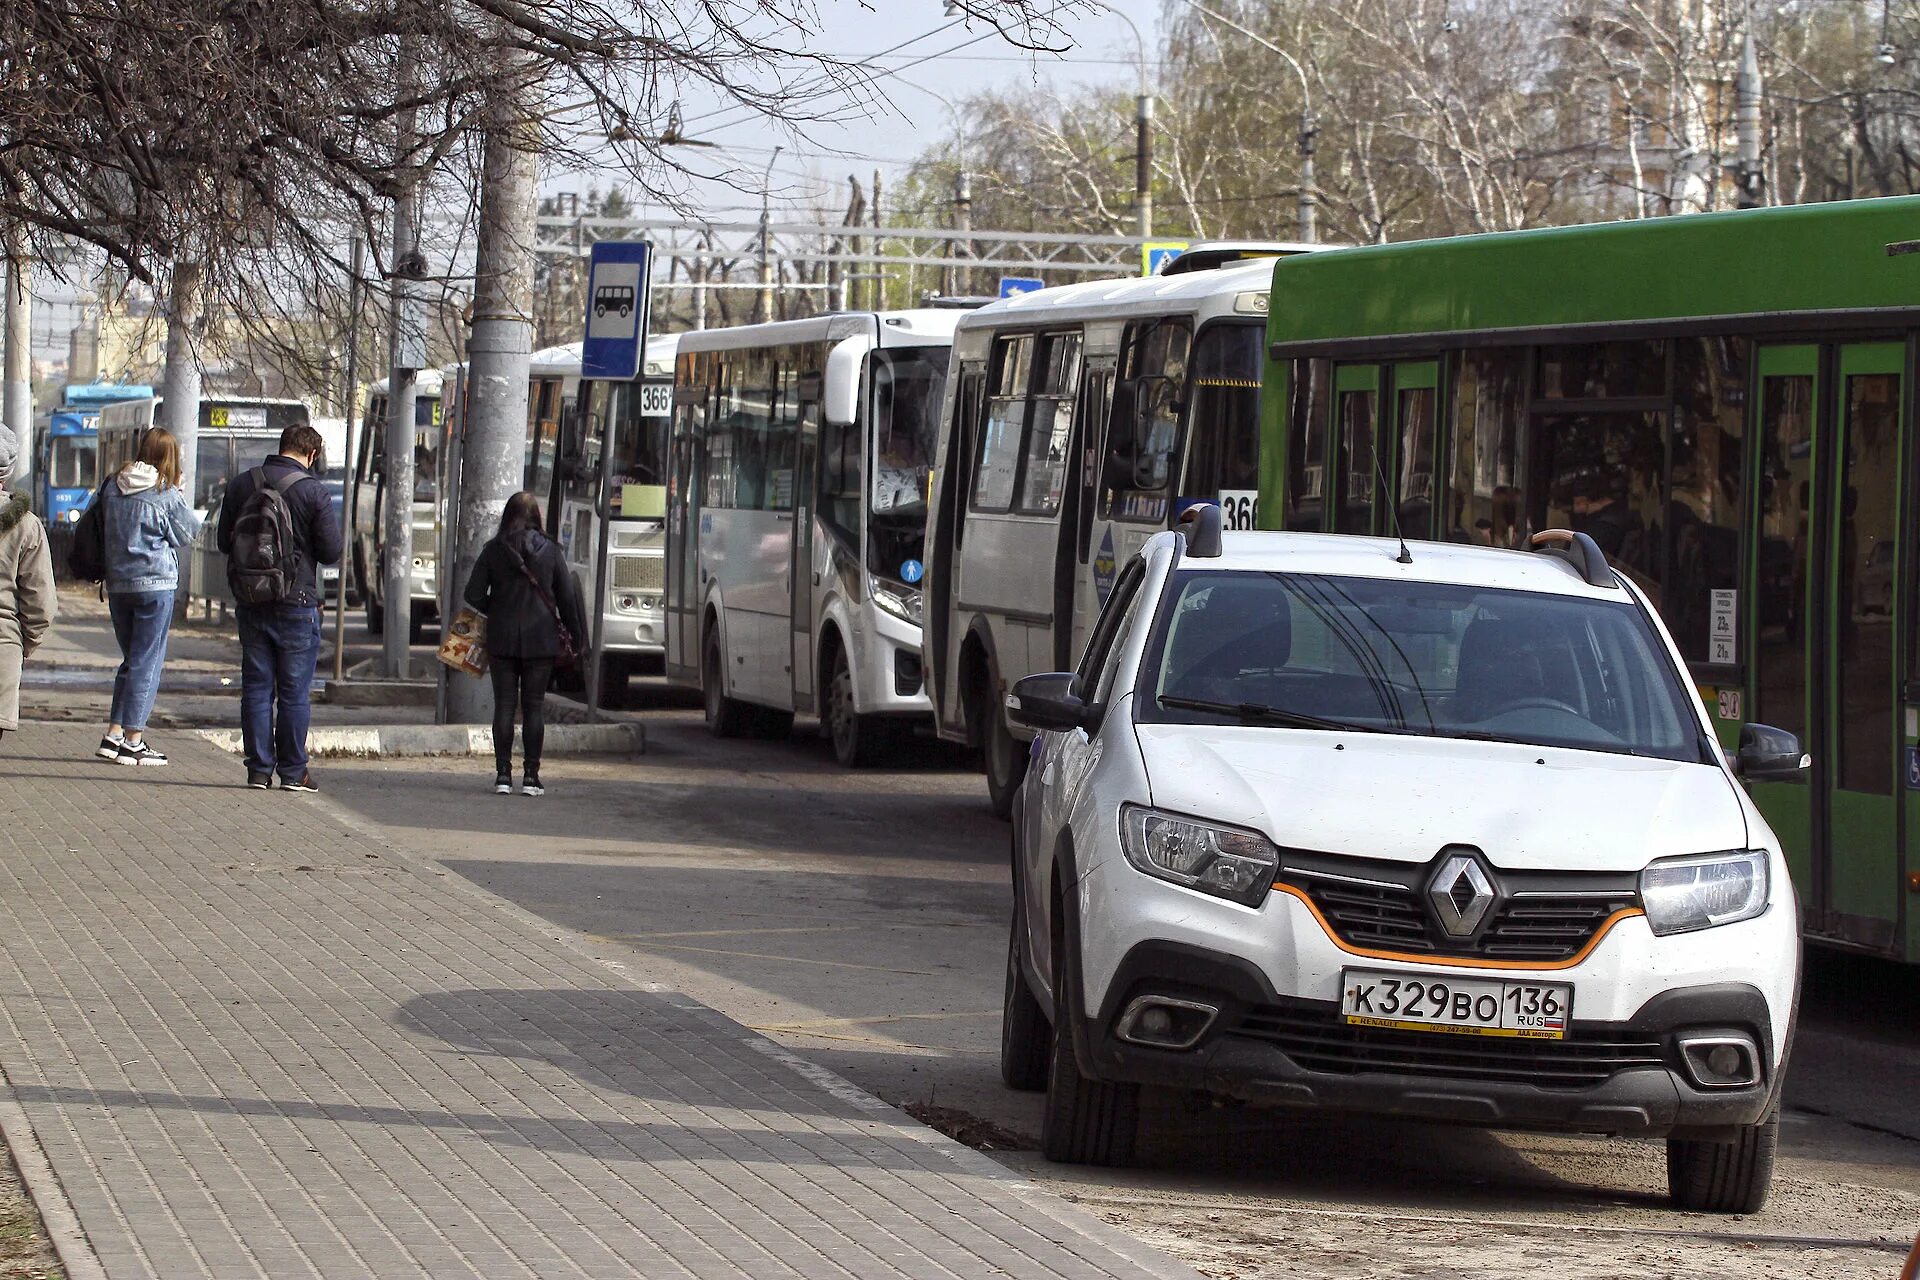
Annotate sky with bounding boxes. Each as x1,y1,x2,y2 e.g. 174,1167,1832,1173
544,0,1166,227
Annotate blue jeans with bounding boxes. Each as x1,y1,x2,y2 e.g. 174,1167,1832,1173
109,590,175,733
238,604,321,781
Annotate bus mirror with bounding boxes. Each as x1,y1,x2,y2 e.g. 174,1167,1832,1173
824,334,876,427
1128,374,1176,490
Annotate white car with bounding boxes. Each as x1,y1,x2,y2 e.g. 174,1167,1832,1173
1001,509,1804,1213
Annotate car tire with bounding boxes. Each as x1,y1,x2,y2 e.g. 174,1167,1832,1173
826,647,891,767
703,631,754,739
1001,889,1051,1092
1666,1112,1778,1214
981,662,1029,821
1041,913,1137,1165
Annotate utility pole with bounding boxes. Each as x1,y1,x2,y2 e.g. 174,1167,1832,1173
331,236,365,684
383,52,425,681
755,146,782,324
444,75,537,724
1298,109,1318,243
4,225,31,491
1135,94,1155,240
1734,31,1765,209
951,170,973,297
872,168,884,309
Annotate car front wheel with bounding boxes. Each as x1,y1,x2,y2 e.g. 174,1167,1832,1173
1041,915,1137,1165
980,663,1028,820
1667,1112,1777,1213
1001,882,1049,1091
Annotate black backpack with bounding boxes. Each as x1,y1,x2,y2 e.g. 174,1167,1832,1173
226,467,306,605
65,479,111,583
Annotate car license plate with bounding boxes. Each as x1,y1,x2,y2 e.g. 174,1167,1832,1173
1340,969,1571,1040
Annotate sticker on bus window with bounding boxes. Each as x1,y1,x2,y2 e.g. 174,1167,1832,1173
1906,747,1920,791
1093,529,1117,606
900,559,924,585
1715,688,1742,722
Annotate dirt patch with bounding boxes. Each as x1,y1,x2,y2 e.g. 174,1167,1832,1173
0,1133,62,1280
903,1101,1037,1154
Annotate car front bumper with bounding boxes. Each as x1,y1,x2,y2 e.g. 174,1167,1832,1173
1076,940,1782,1139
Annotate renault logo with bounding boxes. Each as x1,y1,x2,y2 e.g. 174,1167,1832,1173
1428,851,1496,938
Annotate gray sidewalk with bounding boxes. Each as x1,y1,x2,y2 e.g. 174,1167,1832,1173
0,722,1193,1280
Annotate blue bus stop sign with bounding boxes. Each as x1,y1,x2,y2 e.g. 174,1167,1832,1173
998,277,1044,299
582,241,652,380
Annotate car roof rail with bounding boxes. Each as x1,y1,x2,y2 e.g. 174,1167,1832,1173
1528,529,1618,589
1178,503,1225,558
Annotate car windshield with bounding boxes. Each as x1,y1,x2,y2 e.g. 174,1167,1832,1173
1139,569,1711,763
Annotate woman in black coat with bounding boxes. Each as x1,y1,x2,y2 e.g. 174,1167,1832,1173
463,492,588,795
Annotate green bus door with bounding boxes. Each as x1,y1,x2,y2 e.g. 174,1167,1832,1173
1331,362,1438,539
1749,343,1904,953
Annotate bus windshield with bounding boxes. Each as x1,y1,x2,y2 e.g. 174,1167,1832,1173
869,347,947,580
608,380,670,493
49,436,96,489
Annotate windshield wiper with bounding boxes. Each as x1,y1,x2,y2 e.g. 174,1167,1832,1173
1158,695,1381,733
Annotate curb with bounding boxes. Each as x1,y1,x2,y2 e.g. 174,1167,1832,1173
196,721,644,759
0,1083,109,1280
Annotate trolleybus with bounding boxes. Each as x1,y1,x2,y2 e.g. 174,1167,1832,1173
1258,195,1920,963
35,383,152,529
666,310,958,765
923,245,1315,815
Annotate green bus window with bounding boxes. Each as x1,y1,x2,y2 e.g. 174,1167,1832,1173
1753,373,1814,747
1446,349,1524,547
1533,410,1663,592
1397,387,1436,540
1667,338,1749,664
1537,341,1665,400
1285,358,1328,531
1336,388,1376,535
1836,372,1899,796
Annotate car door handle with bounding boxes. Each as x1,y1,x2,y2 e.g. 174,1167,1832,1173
812,571,821,585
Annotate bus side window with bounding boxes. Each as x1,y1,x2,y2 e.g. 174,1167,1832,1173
950,368,986,549
1109,317,1192,522
821,368,861,547
1078,369,1112,563
973,335,1032,512
1285,359,1328,531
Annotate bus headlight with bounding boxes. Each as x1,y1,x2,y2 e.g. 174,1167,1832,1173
1639,850,1768,935
870,578,922,626
66,508,83,523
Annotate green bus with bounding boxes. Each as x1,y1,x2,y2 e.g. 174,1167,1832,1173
1258,195,1920,962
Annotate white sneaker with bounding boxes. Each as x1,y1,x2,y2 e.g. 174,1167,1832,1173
115,740,168,767
96,734,124,761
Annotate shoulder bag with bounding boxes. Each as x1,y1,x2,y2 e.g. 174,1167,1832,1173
504,541,579,669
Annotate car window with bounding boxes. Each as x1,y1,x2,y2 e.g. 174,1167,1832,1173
1074,558,1146,702
1140,569,1708,763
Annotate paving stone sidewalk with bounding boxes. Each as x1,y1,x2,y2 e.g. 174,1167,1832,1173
0,723,1194,1280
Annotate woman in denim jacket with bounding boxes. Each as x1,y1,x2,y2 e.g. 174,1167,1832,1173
97,427,200,766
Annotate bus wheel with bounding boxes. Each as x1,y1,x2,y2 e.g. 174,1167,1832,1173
826,647,890,767
982,662,1029,821
703,631,753,738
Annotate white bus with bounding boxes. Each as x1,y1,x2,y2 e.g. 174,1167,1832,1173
923,246,1317,815
665,310,958,765
98,395,313,517
568,333,678,697
348,369,444,641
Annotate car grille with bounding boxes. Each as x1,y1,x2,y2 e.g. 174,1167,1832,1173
1297,879,1637,963
611,554,663,591
1233,1003,1666,1089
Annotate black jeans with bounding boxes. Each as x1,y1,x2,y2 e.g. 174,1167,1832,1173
489,655,554,777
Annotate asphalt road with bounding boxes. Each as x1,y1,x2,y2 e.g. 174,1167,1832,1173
316,689,1920,1280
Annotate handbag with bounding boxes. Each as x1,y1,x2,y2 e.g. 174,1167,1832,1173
505,541,579,669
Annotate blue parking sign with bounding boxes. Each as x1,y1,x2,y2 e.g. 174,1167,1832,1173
582,241,652,380
998,277,1044,299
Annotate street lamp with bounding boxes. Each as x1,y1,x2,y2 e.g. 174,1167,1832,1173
1108,7,1156,240
1176,0,1316,243
757,145,782,323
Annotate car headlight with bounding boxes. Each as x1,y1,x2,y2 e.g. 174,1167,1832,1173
1119,806,1279,907
870,577,923,626
1639,850,1769,935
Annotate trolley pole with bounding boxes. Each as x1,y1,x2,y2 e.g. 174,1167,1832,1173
444,78,538,724
330,235,365,684
383,54,425,680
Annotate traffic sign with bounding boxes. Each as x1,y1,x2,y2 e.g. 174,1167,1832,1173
998,276,1044,299
1141,241,1189,276
582,241,652,380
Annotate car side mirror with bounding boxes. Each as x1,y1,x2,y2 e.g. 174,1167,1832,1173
1006,672,1090,734
1736,722,1809,781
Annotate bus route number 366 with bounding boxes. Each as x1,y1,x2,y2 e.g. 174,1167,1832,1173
1217,489,1258,531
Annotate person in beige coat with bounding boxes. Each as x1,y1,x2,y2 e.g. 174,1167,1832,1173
0,425,57,742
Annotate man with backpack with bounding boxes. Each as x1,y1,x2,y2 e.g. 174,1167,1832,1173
216,424,342,791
